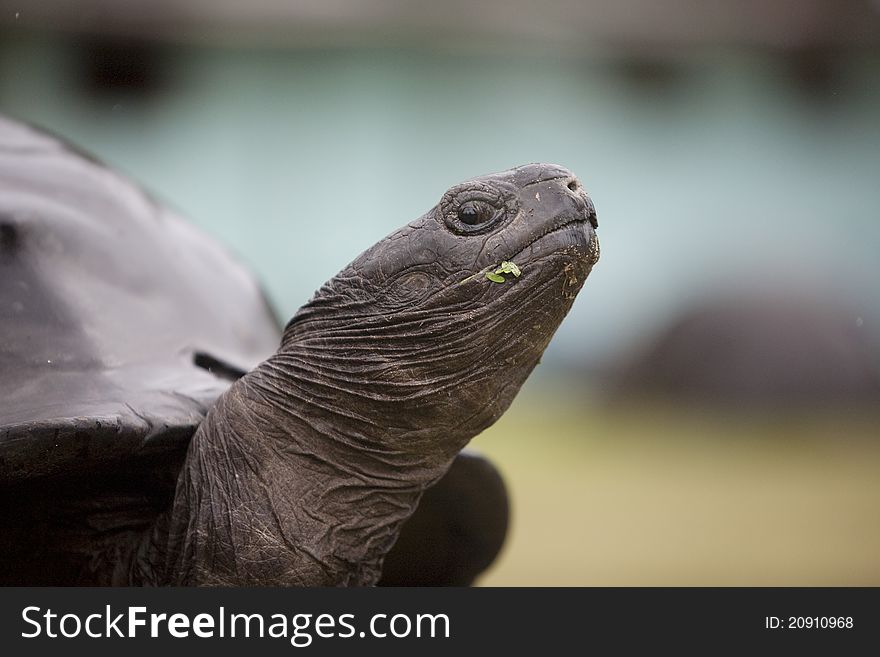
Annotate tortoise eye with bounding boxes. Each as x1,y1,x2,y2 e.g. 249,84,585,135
440,183,516,235
458,201,495,226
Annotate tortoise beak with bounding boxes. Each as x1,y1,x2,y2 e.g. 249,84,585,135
586,200,598,230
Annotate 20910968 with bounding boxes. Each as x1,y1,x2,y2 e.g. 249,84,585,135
765,616,854,629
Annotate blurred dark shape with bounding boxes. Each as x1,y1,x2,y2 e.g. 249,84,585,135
785,47,845,101
610,295,880,408
77,37,166,99
379,451,509,586
1,1,878,53
609,56,686,98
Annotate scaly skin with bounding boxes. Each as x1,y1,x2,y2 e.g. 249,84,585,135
143,163,599,586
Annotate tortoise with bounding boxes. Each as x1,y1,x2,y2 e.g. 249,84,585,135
0,115,599,586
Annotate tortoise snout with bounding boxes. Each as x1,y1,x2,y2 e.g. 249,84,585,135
585,197,598,229
563,177,598,229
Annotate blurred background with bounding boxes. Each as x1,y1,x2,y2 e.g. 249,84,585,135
2,0,879,585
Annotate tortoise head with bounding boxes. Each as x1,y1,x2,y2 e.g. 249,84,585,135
278,163,599,460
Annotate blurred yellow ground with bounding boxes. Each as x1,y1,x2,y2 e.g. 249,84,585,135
473,382,880,586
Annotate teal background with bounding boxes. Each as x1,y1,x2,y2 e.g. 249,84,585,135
3,34,879,370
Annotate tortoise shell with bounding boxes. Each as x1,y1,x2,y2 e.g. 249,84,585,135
0,116,281,485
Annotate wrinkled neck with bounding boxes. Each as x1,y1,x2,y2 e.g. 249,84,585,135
273,312,495,460
251,349,464,482
154,352,461,586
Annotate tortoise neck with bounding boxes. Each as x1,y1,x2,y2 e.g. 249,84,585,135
154,361,455,586
255,342,475,464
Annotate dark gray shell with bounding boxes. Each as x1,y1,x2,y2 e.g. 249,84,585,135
0,116,281,484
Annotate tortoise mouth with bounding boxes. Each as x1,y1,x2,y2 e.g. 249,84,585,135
507,216,593,263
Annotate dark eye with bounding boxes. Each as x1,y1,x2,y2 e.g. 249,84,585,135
458,201,494,226
439,182,517,235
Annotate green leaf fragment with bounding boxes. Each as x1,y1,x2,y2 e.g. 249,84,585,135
496,261,522,277
483,260,523,284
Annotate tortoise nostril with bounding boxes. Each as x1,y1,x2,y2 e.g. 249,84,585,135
567,180,579,192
